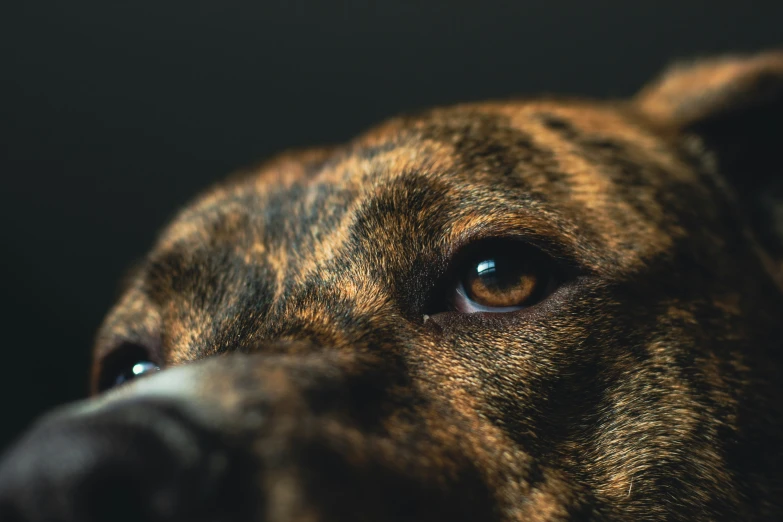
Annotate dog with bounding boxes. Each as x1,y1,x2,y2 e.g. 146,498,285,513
0,51,782,521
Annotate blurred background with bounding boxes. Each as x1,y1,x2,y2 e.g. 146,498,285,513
1,1,780,449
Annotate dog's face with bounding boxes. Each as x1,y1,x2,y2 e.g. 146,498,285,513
1,53,783,522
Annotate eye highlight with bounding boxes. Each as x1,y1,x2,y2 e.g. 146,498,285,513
449,240,558,314
95,342,161,393
113,361,160,388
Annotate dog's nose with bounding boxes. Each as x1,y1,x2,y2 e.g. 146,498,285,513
0,399,247,522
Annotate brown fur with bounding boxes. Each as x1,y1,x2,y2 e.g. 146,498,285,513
2,51,783,522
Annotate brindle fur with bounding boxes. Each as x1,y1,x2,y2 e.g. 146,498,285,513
2,52,783,522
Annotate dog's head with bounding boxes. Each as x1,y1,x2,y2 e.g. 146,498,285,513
1,52,783,522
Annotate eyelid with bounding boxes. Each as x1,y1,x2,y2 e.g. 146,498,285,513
444,224,589,275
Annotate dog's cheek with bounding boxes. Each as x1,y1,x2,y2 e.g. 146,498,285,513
422,283,750,519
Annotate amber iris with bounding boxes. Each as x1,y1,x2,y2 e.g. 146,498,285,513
462,255,542,308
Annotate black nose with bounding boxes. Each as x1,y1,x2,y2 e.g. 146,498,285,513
0,400,245,522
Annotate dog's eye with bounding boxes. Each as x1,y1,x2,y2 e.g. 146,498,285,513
96,343,161,393
451,241,557,313
113,361,160,387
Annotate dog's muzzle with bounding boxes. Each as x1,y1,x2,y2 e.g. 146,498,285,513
0,353,497,522
0,395,253,521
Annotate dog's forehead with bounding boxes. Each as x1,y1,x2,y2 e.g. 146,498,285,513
155,101,699,271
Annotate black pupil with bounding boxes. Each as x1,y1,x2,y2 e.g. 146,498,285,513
472,256,519,291
114,361,159,387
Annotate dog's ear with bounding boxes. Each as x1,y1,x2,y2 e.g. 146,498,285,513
635,51,783,272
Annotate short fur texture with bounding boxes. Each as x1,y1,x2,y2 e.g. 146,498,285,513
1,51,782,522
